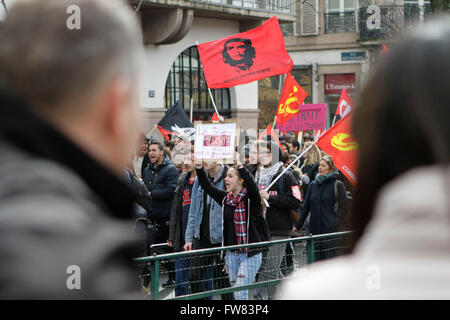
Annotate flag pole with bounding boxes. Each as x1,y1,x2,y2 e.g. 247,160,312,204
207,87,221,119
146,124,158,138
273,73,286,130
331,114,337,126
190,98,194,122
195,40,222,121
263,140,318,207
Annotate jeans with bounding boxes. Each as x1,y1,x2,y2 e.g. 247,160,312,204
225,251,262,300
189,240,233,300
253,235,291,299
174,256,190,296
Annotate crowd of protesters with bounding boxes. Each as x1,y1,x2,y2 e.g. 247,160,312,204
1,0,444,302
127,126,351,299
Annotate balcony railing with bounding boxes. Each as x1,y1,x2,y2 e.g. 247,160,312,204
184,0,296,14
359,4,432,40
324,11,357,34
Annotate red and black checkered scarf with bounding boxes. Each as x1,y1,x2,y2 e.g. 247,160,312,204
225,188,248,246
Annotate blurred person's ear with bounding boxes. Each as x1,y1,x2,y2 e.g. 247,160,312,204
100,77,140,172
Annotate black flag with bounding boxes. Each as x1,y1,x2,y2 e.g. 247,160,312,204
157,101,194,141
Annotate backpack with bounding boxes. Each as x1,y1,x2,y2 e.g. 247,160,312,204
334,180,352,231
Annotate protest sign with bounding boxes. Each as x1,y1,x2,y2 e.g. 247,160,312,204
276,104,326,132
194,121,237,163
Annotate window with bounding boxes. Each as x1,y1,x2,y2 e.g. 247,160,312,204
325,0,356,33
164,46,231,121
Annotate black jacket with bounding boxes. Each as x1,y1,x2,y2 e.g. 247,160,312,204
265,168,301,235
143,155,179,220
196,166,265,257
168,171,190,251
295,175,347,235
0,90,140,299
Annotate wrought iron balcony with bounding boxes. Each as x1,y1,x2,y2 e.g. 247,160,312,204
359,3,432,41
324,11,357,34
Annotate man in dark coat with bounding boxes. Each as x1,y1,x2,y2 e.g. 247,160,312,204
143,140,179,287
143,140,179,243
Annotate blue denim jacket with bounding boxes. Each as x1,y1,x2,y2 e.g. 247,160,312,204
184,165,227,244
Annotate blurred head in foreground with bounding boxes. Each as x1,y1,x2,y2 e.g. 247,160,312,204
351,17,450,250
0,0,144,175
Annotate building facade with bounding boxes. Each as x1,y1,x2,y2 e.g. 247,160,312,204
258,0,431,131
131,0,296,139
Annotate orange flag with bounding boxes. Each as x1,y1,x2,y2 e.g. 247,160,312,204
276,73,307,126
257,124,285,152
382,43,389,54
316,112,357,185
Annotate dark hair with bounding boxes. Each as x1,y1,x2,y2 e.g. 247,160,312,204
350,18,450,251
291,140,300,152
149,140,164,151
164,141,175,151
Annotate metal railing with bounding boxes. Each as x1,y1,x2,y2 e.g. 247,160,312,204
135,231,353,300
324,11,357,34
359,4,433,40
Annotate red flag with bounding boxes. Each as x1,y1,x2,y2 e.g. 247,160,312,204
211,112,219,122
276,73,307,126
316,112,357,185
382,43,389,54
257,124,285,152
197,17,293,89
336,88,354,118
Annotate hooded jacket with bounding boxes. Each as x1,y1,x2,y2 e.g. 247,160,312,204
142,154,179,220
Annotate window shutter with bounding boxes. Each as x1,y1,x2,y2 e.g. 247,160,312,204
296,0,319,36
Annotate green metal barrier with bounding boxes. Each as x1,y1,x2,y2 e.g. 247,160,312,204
134,231,352,300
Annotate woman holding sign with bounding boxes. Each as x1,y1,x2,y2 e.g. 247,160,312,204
195,152,269,300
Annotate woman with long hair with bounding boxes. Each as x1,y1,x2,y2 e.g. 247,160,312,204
282,17,450,299
195,152,267,300
301,141,321,182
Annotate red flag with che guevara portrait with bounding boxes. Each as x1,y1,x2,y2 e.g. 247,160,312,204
197,16,293,89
